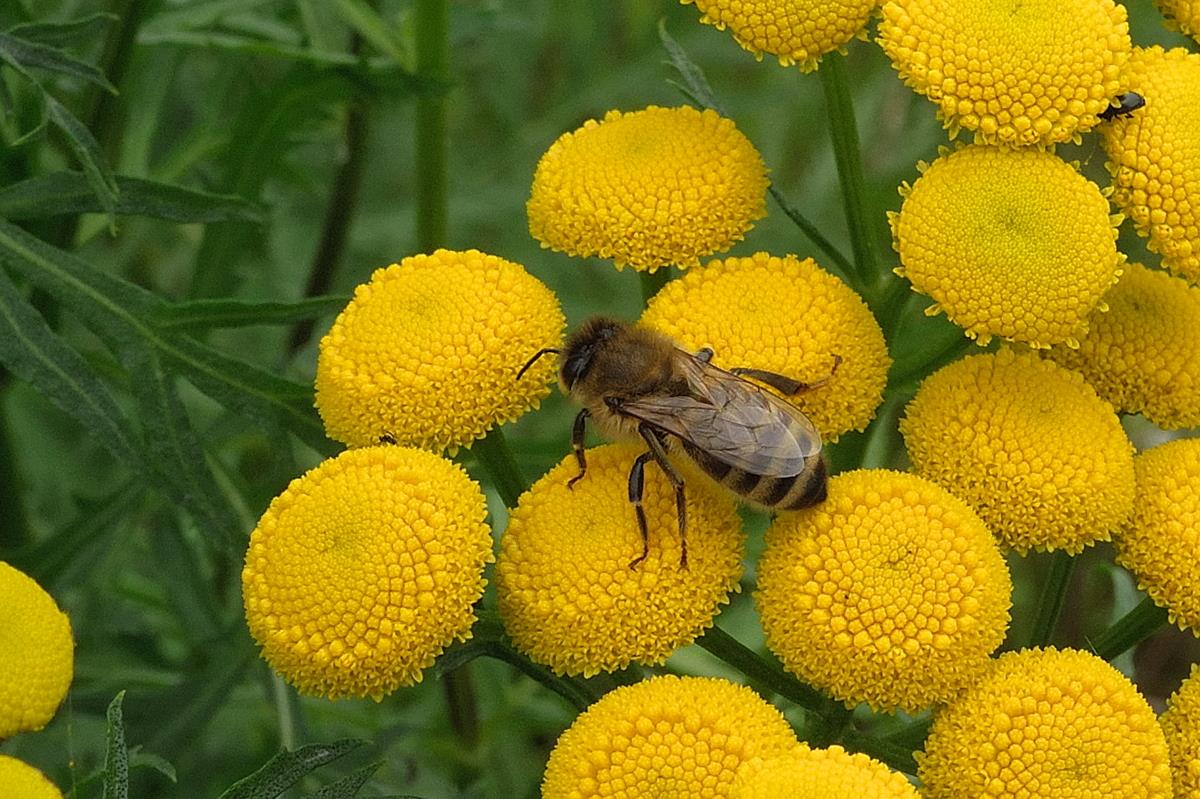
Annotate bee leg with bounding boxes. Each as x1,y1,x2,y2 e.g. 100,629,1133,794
695,347,714,363
627,451,654,570
638,424,688,569
731,355,843,395
566,408,590,489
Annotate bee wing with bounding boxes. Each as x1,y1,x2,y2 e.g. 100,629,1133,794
618,355,822,478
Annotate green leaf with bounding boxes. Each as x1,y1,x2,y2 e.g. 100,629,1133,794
44,95,119,223
141,0,283,36
300,762,381,799
103,691,129,799
6,13,118,48
153,296,350,331
0,172,263,223
657,19,720,112
219,740,366,799
0,30,117,93
330,0,407,64
137,29,371,68
0,266,143,471
129,748,177,783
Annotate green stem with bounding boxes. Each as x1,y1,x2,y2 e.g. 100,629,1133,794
695,625,827,716
842,729,919,775
1027,550,1075,648
639,268,672,306
441,670,480,749
0,389,29,548
415,0,449,251
767,186,854,281
818,54,885,297
471,426,527,507
1091,596,1169,661
270,673,299,751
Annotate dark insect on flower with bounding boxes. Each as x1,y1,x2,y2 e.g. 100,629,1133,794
518,316,836,569
1098,91,1146,121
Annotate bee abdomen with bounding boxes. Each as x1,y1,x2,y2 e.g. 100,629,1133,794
682,444,826,510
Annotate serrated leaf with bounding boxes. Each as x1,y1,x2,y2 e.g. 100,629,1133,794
0,266,143,471
657,19,721,113
44,95,119,224
103,691,129,799
153,296,349,330
330,0,407,64
6,13,118,48
301,761,381,799
219,740,366,799
0,172,263,223
0,30,117,93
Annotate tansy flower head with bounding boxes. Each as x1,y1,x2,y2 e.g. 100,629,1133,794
314,249,563,450
241,446,492,699
541,675,798,798
527,106,768,272
731,744,921,798
0,562,72,738
681,0,877,72
1153,0,1200,41
1048,263,1200,429
919,647,1173,799
640,252,890,441
1113,437,1200,632
1161,663,1200,799
878,0,1130,146
1102,46,1200,285
890,145,1122,348
0,756,63,799
496,443,742,676
900,349,1135,554
755,469,1012,712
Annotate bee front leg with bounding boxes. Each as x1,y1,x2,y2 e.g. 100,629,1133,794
566,408,590,489
638,423,688,569
627,451,655,570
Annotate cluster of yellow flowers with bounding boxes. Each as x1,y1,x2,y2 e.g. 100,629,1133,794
0,563,72,798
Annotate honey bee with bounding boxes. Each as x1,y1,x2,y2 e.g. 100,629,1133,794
518,316,836,569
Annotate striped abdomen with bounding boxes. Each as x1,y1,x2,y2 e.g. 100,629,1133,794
680,441,827,510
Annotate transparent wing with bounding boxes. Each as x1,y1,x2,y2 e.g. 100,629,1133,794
617,352,822,478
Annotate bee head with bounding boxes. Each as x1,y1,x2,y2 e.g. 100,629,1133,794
560,316,623,392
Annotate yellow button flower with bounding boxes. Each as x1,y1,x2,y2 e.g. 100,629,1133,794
1113,437,1200,631
241,446,492,699
681,0,877,72
1161,663,1200,799
901,350,1135,554
731,744,921,798
542,675,798,798
919,648,1173,799
1102,46,1200,285
0,562,72,738
527,106,768,272
891,145,1122,348
1048,263,1200,429
496,443,742,676
1154,0,1200,41
879,0,1130,146
640,252,891,441
756,469,1012,712
314,249,564,450
0,756,62,799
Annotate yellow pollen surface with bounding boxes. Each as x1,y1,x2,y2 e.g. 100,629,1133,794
731,744,921,798
0,756,63,799
1161,663,1200,799
0,562,73,738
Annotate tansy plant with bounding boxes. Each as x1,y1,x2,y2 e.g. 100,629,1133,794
0,1,1197,797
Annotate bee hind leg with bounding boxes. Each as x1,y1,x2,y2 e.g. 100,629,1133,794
731,354,842,395
566,409,590,489
627,451,655,570
638,424,688,569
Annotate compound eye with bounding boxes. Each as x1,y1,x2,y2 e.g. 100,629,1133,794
561,350,592,391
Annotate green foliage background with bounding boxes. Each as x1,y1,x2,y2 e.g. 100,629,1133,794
0,1,1195,797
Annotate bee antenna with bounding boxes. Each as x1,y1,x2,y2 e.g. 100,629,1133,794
517,348,561,380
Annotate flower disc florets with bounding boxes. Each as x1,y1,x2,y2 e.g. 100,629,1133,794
0,562,73,738
541,675,798,799
891,145,1122,347
1113,437,1200,632
314,249,563,450
681,0,877,72
1153,2,1200,47
900,349,1135,554
241,446,492,699
878,0,1130,146
1161,664,1200,799
919,648,1173,799
496,443,742,676
1048,263,1200,429
527,106,768,272
0,756,63,799
640,251,890,441
1102,46,1200,284
731,745,921,798
756,469,1012,712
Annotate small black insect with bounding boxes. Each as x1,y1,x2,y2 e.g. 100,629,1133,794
1098,92,1146,122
